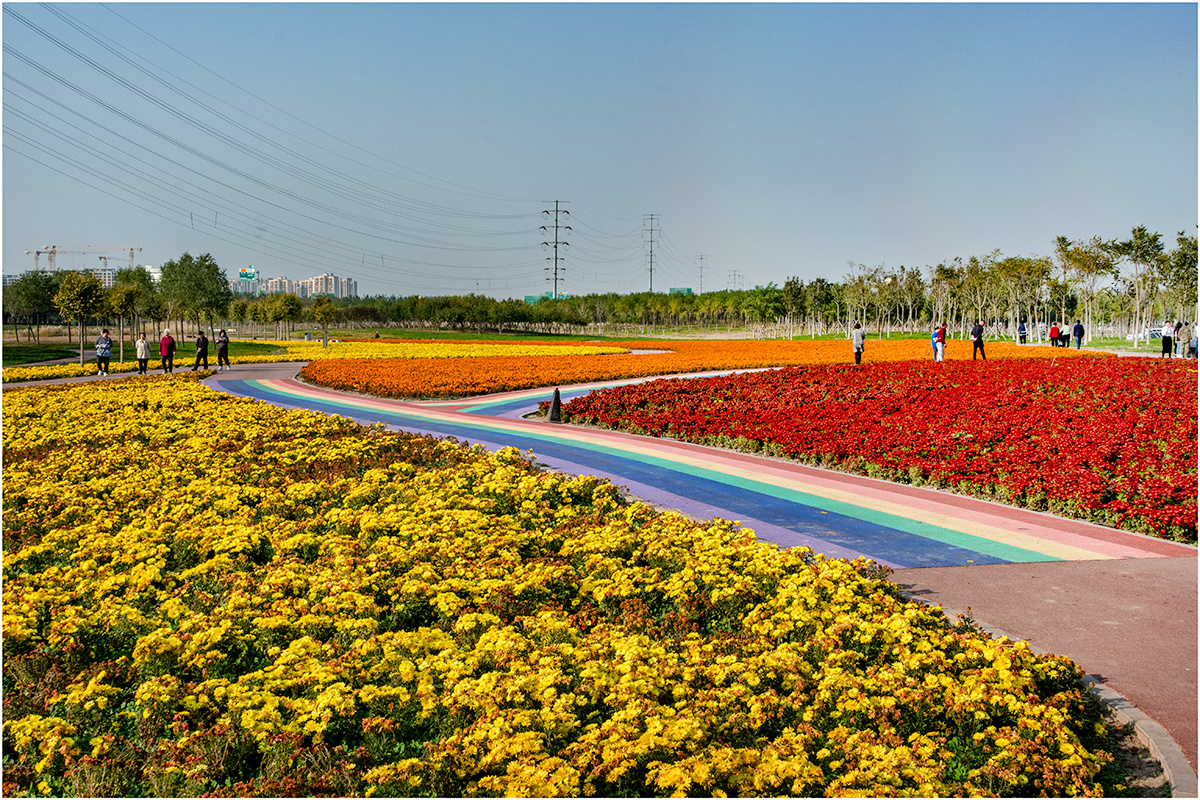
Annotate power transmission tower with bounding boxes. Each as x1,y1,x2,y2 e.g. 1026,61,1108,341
644,214,658,292
541,201,570,299
696,255,706,294
728,270,744,291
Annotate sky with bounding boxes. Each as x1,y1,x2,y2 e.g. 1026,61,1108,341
3,3,1196,300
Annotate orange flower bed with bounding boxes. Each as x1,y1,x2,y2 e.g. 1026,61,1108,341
301,338,1106,400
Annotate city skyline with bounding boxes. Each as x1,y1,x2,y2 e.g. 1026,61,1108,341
3,4,1195,299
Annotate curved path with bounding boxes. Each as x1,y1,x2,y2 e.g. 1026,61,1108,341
204,362,1198,780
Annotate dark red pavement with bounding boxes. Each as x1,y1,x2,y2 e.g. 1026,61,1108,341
893,556,1198,771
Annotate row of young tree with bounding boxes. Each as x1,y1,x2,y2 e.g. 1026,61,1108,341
323,226,1197,345
6,227,1196,350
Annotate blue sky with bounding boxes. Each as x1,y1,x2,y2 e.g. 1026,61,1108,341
3,3,1195,299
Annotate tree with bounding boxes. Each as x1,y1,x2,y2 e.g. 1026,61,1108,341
309,296,338,349
781,277,805,339
271,293,304,340
841,263,874,334
115,266,159,340
893,266,926,333
159,252,232,333
1111,226,1164,346
960,251,1000,335
803,278,834,337
228,298,249,330
1159,230,1198,323
1055,236,1115,345
5,270,57,343
927,260,961,330
107,283,141,363
53,270,105,366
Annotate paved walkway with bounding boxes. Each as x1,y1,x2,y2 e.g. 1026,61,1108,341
9,361,1197,780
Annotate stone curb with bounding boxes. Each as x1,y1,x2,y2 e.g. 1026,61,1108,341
898,589,1196,796
1084,674,1196,798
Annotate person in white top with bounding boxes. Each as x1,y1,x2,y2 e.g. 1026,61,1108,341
851,322,866,365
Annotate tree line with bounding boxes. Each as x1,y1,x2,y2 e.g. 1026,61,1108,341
5,227,1196,349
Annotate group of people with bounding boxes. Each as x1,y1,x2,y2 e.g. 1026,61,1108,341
925,321,987,362
95,328,232,375
1044,321,1085,349
848,318,1199,364
1160,321,1196,358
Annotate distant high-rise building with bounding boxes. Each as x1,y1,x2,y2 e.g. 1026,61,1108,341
257,272,357,299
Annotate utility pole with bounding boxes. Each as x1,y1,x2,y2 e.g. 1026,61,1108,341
541,201,570,299
644,214,658,292
696,255,706,294
728,270,743,291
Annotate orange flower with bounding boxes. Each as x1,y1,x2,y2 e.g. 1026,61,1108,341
301,339,1103,399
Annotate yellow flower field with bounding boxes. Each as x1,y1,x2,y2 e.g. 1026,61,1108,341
1,340,627,383
2,375,1118,797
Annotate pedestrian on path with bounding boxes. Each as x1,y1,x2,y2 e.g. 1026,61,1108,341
94,329,113,375
1049,323,1060,347
1174,322,1184,356
192,330,209,371
160,329,176,373
851,322,866,365
216,330,231,371
135,332,151,374
930,326,938,360
970,320,986,361
1072,321,1084,350
1018,321,1027,344
1160,322,1174,357
935,324,947,362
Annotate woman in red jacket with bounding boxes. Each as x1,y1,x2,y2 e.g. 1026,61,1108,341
159,329,176,373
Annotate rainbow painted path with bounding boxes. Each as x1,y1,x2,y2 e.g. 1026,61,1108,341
211,370,1195,570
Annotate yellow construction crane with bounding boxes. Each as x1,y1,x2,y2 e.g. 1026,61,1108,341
27,244,142,272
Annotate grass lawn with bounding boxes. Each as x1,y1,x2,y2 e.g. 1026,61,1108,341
2,342,82,366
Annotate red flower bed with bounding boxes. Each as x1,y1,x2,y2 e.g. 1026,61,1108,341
561,358,1198,541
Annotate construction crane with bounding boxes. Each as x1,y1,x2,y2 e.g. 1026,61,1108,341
27,245,142,272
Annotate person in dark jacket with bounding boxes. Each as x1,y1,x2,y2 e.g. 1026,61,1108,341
216,329,231,371
160,329,176,373
192,330,209,370
970,320,986,360
94,329,113,375
1072,321,1085,350
1018,321,1027,344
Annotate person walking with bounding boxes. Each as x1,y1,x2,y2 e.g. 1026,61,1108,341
135,332,151,374
1179,322,1194,359
160,329,176,373
94,329,113,376
930,326,939,361
1049,322,1060,348
1072,320,1085,350
192,330,209,371
1174,322,1184,356
935,323,947,362
1018,321,1027,344
851,322,866,365
1160,322,1174,358
970,320,986,361
216,329,231,371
